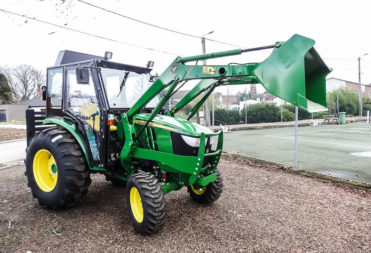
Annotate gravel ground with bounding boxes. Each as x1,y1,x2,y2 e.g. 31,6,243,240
0,157,370,252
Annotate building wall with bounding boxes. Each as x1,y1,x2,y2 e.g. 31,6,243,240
0,104,28,121
326,78,346,92
345,81,360,92
365,85,371,99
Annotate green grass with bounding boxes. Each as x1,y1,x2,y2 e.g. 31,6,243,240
223,122,371,184
0,120,26,125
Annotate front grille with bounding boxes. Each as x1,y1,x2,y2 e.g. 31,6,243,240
171,132,199,156
170,132,213,156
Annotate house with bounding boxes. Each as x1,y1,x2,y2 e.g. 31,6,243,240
19,95,45,108
326,78,370,97
365,84,371,99
221,95,239,110
239,99,259,111
0,95,45,122
0,104,28,121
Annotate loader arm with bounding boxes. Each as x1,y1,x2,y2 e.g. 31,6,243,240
126,34,331,123
169,76,263,119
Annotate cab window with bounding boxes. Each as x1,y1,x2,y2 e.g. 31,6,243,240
47,68,63,109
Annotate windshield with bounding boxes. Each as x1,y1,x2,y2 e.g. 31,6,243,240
101,68,159,108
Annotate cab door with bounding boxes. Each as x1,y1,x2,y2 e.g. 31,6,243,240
64,66,103,162
46,67,65,117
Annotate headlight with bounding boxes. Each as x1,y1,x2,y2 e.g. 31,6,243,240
180,135,200,147
210,136,218,151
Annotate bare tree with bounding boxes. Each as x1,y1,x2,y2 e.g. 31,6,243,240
0,65,45,103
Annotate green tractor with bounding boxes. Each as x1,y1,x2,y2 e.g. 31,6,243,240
25,34,330,235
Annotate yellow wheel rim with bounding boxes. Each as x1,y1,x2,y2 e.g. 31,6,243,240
190,184,207,195
130,187,143,223
33,149,58,192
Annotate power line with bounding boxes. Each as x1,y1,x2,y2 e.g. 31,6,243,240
76,0,243,48
0,8,180,56
324,58,356,61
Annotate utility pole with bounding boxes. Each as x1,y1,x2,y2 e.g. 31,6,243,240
244,103,247,124
201,31,213,126
244,86,248,124
358,53,368,117
358,57,363,116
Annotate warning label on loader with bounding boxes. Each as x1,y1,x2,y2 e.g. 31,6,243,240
202,66,216,75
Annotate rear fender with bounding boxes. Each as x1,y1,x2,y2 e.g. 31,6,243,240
42,118,91,168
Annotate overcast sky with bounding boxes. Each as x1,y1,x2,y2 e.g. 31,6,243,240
1,0,371,95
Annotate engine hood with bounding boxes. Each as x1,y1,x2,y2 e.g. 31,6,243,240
133,113,213,137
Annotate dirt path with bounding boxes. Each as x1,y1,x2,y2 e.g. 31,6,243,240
0,158,370,252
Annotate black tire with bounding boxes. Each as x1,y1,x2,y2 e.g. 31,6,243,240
188,169,223,204
25,127,91,209
126,171,165,235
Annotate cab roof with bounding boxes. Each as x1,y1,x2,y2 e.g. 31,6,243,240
54,50,152,74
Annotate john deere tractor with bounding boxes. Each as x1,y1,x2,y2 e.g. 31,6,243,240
25,34,330,234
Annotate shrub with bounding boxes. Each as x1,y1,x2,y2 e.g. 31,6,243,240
363,104,371,116
213,109,240,125
282,104,311,120
313,111,329,119
327,88,358,115
281,109,295,121
240,104,280,123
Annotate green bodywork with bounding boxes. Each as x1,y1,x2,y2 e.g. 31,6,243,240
44,34,331,195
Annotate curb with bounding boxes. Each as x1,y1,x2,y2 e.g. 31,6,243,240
223,152,371,191
0,138,27,145
0,159,24,170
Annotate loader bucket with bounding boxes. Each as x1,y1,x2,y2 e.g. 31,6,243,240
253,34,331,112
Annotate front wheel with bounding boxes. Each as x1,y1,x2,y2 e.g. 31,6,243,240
126,171,165,235
188,169,223,204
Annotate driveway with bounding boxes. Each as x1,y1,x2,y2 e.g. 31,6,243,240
0,139,26,168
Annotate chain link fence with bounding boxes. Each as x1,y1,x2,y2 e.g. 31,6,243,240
220,85,371,186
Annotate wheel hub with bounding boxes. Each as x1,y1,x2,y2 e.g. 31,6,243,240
33,149,58,192
130,187,143,223
190,184,206,195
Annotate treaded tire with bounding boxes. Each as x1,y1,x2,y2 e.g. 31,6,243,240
126,171,165,235
25,127,91,209
188,169,223,204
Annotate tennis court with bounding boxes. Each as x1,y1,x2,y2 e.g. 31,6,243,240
223,122,371,185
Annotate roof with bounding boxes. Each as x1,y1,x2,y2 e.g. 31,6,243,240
222,95,238,105
256,92,275,100
20,95,45,107
327,77,367,86
55,50,104,66
53,50,152,74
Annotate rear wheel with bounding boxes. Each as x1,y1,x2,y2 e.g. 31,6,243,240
26,127,91,209
188,169,223,204
126,171,165,235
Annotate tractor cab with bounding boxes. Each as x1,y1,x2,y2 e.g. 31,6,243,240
43,50,156,167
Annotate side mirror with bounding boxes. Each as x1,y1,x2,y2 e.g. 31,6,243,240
150,74,159,82
147,61,154,69
76,67,90,84
41,86,47,101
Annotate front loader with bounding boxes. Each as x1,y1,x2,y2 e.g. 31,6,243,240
25,34,331,234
